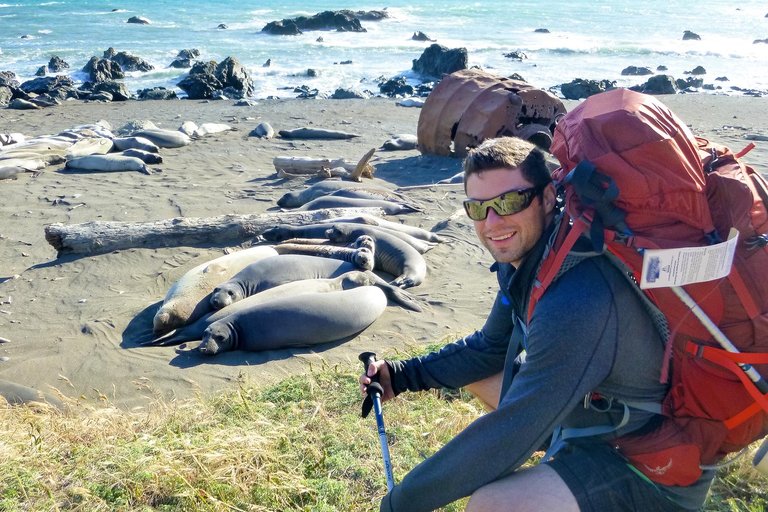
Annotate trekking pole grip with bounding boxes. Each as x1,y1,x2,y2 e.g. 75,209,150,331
359,351,383,418
359,351,380,386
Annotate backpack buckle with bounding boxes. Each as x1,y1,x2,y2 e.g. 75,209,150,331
584,391,613,412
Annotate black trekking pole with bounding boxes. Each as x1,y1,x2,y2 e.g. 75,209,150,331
359,351,395,491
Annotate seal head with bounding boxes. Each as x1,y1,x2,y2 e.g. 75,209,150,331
199,322,237,355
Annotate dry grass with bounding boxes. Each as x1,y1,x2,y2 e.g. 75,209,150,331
1,356,766,511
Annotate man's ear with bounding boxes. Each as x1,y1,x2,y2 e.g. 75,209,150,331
542,183,557,212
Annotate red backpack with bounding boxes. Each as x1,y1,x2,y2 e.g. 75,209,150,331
530,88,768,486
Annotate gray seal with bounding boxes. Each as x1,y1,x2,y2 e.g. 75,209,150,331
326,224,427,288
199,286,387,355
209,254,358,310
277,180,406,208
295,196,419,215
120,148,163,164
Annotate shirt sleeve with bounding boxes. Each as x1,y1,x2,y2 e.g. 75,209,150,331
389,289,516,394
380,260,620,512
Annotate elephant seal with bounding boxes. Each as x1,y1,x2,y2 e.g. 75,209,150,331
120,148,163,164
153,246,278,334
64,154,149,174
277,180,406,208
380,134,418,151
319,213,445,243
209,254,358,310
131,128,190,148
199,286,387,355
278,127,360,140
146,270,418,346
112,136,160,153
0,379,66,410
326,224,427,288
274,241,375,271
295,196,418,215
66,137,114,157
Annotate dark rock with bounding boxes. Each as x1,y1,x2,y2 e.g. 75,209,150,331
93,80,131,101
108,50,154,72
508,73,526,82
127,16,150,25
702,84,717,91
306,68,318,77
35,66,46,77
379,76,414,97
715,76,729,82
754,38,768,44
534,28,550,33
170,58,191,69
638,74,678,95
215,56,254,97
262,20,302,35
331,88,366,99
190,60,217,76
0,71,19,88
656,65,668,71
621,65,653,76
559,78,616,100
82,57,124,82
138,87,178,100
294,85,319,98
177,49,200,60
353,10,389,21
48,56,69,73
316,36,324,42
684,65,706,75
675,77,703,89
263,59,271,67
217,23,228,29
412,31,435,42
503,50,528,61
336,60,353,65
682,30,701,40
0,86,12,106
177,73,223,99
103,47,117,59
262,10,369,34
412,43,468,79
20,75,75,95
88,90,114,102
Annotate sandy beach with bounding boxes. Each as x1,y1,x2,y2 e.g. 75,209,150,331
0,94,766,409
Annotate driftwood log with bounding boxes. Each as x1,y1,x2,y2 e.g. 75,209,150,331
44,207,386,257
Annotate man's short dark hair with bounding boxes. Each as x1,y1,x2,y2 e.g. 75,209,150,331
463,137,552,191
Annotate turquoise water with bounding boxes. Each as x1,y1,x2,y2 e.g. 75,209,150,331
1,0,767,98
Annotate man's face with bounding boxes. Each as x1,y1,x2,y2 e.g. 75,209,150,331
465,167,553,267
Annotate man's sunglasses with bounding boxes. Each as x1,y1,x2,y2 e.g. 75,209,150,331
463,185,545,221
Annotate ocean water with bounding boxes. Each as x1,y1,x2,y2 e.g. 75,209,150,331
1,0,767,99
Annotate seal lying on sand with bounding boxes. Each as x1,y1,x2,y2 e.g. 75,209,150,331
145,270,419,346
274,240,375,270
209,254,358,310
153,246,278,334
295,196,419,215
277,180,407,208
326,224,427,288
198,286,387,355
64,154,150,174
0,379,65,410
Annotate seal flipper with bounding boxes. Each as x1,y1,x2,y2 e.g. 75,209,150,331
142,324,198,346
362,271,423,312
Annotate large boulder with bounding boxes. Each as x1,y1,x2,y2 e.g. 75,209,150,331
559,78,616,100
47,56,69,73
412,44,468,79
19,75,75,95
379,76,414,97
105,49,154,72
0,71,20,88
93,80,132,101
262,10,373,34
138,87,178,100
0,86,12,106
636,74,678,95
127,16,150,25
621,65,653,76
177,73,222,100
82,57,124,82
682,30,701,40
215,57,254,98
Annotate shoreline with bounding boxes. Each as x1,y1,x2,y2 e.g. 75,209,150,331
0,94,766,409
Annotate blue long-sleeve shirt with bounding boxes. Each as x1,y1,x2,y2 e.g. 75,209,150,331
382,231,713,511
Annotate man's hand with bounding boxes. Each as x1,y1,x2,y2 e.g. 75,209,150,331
359,359,397,403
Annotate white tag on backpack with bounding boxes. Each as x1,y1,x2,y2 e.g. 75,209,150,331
640,228,738,289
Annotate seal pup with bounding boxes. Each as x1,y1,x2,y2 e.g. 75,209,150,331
146,270,418,346
120,148,163,164
278,127,360,140
277,180,406,208
209,254,358,310
112,136,160,153
64,154,149,174
380,134,418,151
198,286,387,355
131,128,190,148
326,224,427,288
153,245,278,334
274,241,375,271
295,196,418,215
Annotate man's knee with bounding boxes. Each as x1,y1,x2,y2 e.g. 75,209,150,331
465,465,579,512
465,372,503,411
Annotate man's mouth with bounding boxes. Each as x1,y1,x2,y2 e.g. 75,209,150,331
489,232,514,241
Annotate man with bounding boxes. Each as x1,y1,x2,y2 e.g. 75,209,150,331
360,137,713,511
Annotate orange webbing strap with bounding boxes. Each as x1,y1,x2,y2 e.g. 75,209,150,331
727,268,761,320
686,342,768,429
734,142,756,159
527,215,587,322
